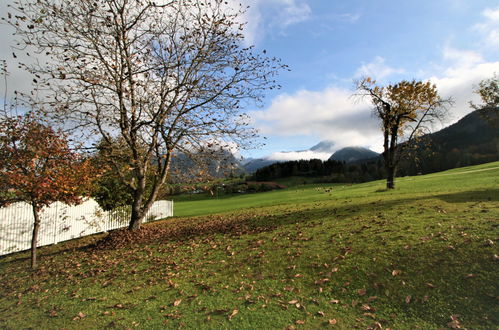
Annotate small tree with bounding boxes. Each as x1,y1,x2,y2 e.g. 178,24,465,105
355,77,452,189
471,73,499,110
8,0,285,230
0,114,94,269
471,73,498,126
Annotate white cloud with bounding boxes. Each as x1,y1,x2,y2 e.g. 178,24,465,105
355,56,405,81
0,0,36,99
266,150,332,161
473,6,499,48
442,45,484,69
250,86,383,153
337,13,361,23
251,54,499,155
483,7,499,21
429,60,499,123
239,0,311,45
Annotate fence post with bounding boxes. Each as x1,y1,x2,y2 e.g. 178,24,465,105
53,202,58,245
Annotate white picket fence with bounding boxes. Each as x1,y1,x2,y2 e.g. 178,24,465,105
0,198,173,256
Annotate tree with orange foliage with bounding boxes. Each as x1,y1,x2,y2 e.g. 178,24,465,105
355,77,452,189
0,114,94,269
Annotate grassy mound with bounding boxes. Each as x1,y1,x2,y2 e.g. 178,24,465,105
0,162,498,329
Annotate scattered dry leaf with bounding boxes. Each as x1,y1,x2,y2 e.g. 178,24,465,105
391,269,402,276
228,309,238,320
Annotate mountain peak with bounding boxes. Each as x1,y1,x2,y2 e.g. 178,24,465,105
329,146,379,163
309,140,336,153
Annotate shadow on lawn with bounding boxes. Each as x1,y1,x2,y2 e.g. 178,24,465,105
2,187,498,266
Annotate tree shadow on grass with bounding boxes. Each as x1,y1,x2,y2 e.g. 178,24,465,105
433,188,499,203
2,187,498,266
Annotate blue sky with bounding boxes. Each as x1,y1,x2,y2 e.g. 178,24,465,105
1,0,498,160
235,0,499,159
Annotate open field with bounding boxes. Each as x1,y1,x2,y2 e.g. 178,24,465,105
1,161,498,329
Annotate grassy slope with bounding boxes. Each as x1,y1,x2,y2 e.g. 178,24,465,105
0,161,498,329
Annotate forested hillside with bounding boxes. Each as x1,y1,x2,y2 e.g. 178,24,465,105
253,108,499,182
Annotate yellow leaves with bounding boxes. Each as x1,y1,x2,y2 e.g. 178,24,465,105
173,299,182,307
361,304,372,311
448,315,463,329
391,269,402,276
72,312,86,320
228,309,238,320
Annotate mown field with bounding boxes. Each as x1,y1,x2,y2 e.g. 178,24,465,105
0,161,498,329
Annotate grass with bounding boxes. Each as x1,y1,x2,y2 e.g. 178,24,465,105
0,161,498,329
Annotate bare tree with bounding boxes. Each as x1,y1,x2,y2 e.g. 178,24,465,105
7,0,285,229
355,77,452,189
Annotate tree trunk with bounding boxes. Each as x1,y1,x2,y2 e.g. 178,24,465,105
386,166,396,189
385,128,399,189
30,203,41,270
128,203,145,230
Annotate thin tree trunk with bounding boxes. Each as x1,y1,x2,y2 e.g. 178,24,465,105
386,166,396,189
30,202,41,269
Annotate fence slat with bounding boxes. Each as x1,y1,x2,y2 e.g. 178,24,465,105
0,198,173,256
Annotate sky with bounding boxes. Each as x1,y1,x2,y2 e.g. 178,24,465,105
1,0,498,160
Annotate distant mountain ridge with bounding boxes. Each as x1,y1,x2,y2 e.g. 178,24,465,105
245,108,499,176
329,147,379,163
242,140,337,172
396,107,499,175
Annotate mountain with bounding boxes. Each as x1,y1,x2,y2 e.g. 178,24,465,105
170,148,245,182
242,140,336,172
241,158,280,173
309,140,336,153
329,147,379,163
397,107,499,175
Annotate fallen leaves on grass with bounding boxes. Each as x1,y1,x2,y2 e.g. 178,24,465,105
447,315,463,329
228,309,238,320
95,213,274,250
72,312,86,320
391,269,402,276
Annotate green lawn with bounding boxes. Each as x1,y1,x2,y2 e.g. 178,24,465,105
1,161,498,329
